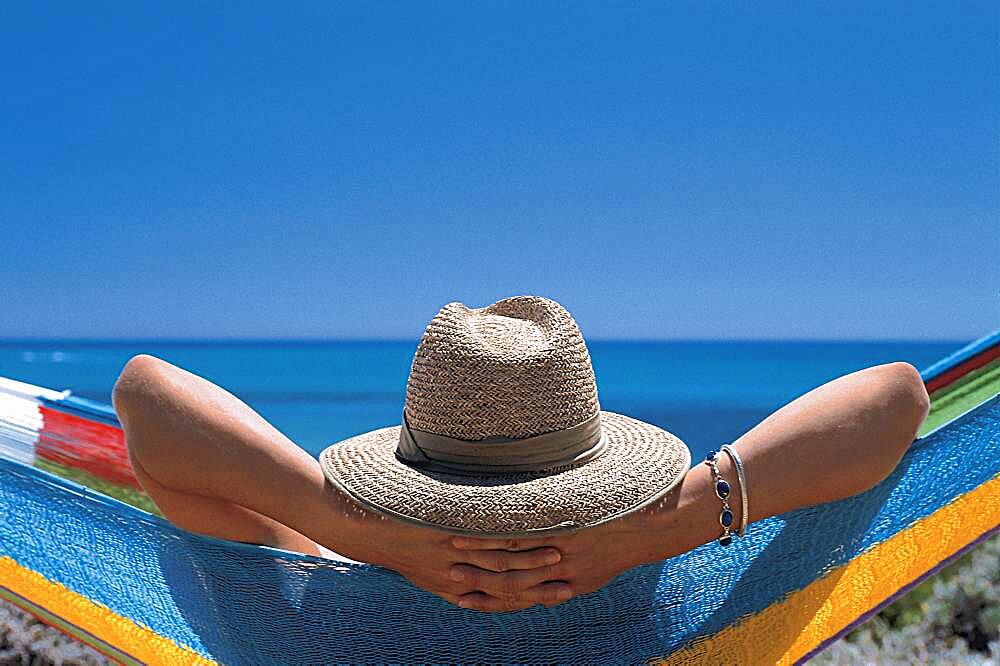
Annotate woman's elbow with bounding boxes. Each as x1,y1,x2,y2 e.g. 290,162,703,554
880,362,931,436
866,362,930,480
112,354,170,419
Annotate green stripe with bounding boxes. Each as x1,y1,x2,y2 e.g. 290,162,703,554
32,458,161,515
919,358,1000,436
0,585,143,666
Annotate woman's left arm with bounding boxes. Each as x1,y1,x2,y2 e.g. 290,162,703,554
451,362,930,607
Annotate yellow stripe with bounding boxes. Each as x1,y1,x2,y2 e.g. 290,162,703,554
655,473,1000,665
0,557,214,665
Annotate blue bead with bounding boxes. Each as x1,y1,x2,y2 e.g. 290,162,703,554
716,480,730,499
720,509,734,527
719,535,733,547
705,450,718,462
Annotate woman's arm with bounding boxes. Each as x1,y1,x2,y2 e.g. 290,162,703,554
450,362,930,607
114,355,331,554
113,355,570,610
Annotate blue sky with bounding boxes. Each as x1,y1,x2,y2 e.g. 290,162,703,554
1,3,996,341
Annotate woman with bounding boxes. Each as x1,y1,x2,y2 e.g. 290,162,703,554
112,296,929,612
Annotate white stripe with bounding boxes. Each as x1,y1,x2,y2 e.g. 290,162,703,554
0,376,70,402
0,381,44,465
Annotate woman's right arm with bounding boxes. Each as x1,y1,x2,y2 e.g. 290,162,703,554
114,354,570,611
451,362,931,607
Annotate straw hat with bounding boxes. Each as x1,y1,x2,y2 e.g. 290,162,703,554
320,296,691,536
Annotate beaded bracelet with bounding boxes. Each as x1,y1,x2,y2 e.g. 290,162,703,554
703,450,736,546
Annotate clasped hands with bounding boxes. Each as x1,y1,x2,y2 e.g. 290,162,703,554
331,498,672,612
374,527,638,612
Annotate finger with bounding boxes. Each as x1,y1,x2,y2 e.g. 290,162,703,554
528,581,575,608
458,547,561,572
450,563,562,595
454,591,525,612
451,536,552,551
456,582,574,612
457,592,527,613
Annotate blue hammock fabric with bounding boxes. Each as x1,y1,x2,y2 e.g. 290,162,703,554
0,336,998,664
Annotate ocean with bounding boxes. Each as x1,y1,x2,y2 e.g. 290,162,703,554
0,340,960,462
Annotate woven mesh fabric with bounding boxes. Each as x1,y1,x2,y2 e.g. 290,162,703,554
2,396,997,664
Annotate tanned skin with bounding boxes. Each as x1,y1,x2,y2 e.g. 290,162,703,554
113,355,928,611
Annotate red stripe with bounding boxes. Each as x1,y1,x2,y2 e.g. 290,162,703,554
925,343,1000,394
37,407,139,488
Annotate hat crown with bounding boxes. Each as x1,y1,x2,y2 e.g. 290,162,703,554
404,296,600,440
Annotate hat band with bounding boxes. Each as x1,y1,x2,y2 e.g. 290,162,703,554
396,411,607,476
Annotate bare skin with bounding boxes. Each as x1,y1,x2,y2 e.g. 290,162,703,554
113,355,571,610
113,355,929,612
450,361,930,606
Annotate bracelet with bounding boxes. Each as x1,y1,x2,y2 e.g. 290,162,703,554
720,444,749,537
703,450,735,546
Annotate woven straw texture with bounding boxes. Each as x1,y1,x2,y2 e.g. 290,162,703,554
321,296,690,535
406,296,600,439
322,412,690,535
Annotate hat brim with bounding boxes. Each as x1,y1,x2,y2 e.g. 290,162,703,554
319,411,691,537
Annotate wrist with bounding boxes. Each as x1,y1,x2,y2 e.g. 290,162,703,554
306,481,374,559
635,462,727,563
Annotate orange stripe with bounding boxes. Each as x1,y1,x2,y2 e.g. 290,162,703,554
0,557,214,665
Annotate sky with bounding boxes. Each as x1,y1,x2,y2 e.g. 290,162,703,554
1,2,997,341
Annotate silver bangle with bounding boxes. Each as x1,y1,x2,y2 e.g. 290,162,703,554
721,444,749,537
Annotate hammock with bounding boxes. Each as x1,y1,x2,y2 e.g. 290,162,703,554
1,334,998,665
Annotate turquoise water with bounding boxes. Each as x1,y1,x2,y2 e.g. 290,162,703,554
0,340,960,461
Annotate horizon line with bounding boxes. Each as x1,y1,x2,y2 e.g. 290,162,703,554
0,336,972,346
